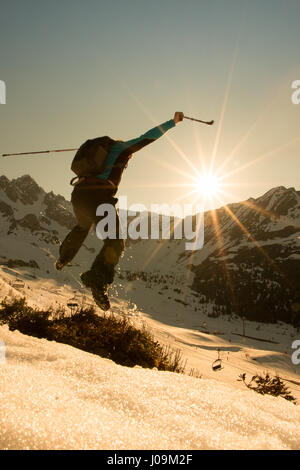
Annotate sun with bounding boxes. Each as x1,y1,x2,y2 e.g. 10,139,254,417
196,173,220,197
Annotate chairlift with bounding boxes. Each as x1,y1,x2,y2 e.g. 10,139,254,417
212,348,223,371
212,358,223,371
67,301,79,314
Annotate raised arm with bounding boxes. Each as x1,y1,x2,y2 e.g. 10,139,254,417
119,112,184,154
97,113,184,181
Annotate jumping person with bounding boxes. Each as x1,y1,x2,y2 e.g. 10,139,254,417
55,112,184,310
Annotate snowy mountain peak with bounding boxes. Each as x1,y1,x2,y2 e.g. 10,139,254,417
0,174,44,205
255,186,300,217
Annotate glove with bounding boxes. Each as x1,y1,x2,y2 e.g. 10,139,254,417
173,111,184,124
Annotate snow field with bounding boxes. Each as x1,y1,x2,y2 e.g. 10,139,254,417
0,325,299,450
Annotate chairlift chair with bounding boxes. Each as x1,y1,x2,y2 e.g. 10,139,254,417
67,302,79,314
212,358,223,371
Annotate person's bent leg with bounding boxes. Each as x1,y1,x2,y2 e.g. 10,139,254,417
57,224,90,268
79,193,125,310
91,237,125,285
81,204,125,288
56,186,94,269
80,237,125,311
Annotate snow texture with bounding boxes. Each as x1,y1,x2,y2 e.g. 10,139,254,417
0,325,300,450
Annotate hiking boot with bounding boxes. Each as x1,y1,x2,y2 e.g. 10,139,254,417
80,270,110,311
91,285,110,311
55,259,67,271
80,270,97,289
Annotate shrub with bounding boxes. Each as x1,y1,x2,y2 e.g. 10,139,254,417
238,372,297,404
0,297,185,373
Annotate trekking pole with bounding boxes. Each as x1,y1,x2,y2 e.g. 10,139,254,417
2,148,78,157
184,116,214,126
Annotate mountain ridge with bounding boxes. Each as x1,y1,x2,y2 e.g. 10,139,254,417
0,174,299,325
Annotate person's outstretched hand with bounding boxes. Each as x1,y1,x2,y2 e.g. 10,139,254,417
173,111,184,124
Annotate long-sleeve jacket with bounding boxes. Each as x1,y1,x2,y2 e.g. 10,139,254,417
96,119,176,187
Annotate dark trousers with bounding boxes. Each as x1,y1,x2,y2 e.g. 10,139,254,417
59,183,125,286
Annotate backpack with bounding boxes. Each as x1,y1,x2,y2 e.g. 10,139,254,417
71,136,115,178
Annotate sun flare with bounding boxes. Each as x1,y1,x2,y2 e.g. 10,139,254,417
196,173,220,197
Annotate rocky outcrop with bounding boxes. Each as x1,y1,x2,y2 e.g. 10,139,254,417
43,192,75,230
0,175,44,204
0,201,13,217
18,214,43,232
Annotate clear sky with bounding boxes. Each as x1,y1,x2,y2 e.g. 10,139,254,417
1,0,299,212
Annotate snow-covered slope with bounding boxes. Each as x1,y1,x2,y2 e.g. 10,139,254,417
1,324,300,450
0,174,300,449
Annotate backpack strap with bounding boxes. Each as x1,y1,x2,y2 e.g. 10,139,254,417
70,175,116,189
70,176,86,186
